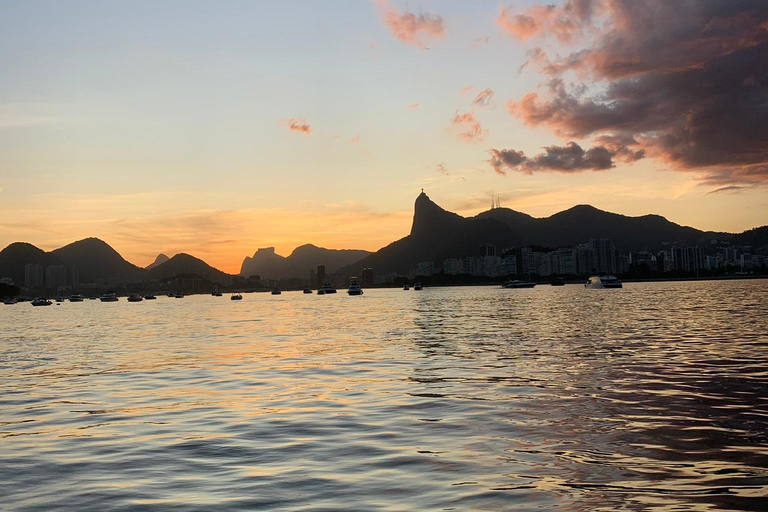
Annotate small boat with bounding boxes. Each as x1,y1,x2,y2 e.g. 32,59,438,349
231,293,242,300
317,289,325,295
585,275,623,289
347,279,363,296
212,290,223,297
403,284,410,290
502,280,536,289
167,292,175,297
3,298,18,305
271,289,281,295
69,294,85,302
413,282,423,290
319,283,337,294
127,293,143,302
32,297,52,306
550,277,565,286
303,288,313,294
144,294,156,300
100,292,119,302
174,293,184,298
55,296,65,303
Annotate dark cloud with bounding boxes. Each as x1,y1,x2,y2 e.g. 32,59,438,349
489,141,614,175
708,186,746,195
471,88,494,107
502,0,768,186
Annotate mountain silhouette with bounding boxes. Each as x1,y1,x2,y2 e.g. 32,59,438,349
145,253,170,270
52,237,144,283
145,253,233,284
341,192,733,276
0,242,63,286
240,244,371,279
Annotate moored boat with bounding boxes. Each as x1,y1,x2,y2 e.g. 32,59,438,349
32,297,52,306
347,279,363,296
127,293,143,302
403,284,410,290
69,294,85,302
550,277,565,286
100,292,119,302
413,282,423,290
319,283,337,294
303,288,313,294
502,280,536,289
3,298,18,305
585,275,623,289
271,289,281,295
231,293,243,300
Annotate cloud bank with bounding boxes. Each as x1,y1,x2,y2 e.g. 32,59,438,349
377,1,444,49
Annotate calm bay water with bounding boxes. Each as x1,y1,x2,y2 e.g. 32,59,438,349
2,280,767,511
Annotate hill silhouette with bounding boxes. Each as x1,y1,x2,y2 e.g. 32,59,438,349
145,253,170,270
240,244,371,279
52,237,144,283
146,253,234,284
0,242,63,286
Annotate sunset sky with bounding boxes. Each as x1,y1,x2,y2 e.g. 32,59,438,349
2,0,766,273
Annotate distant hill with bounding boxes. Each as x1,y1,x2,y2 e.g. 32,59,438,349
0,242,63,286
146,253,234,284
731,225,768,248
145,253,170,270
240,244,371,279
52,237,144,283
477,204,722,252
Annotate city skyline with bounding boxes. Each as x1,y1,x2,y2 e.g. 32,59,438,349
2,1,767,273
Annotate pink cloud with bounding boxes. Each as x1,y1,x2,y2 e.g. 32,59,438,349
408,103,421,109
459,86,475,95
377,0,444,49
451,111,486,142
283,118,311,134
350,134,360,144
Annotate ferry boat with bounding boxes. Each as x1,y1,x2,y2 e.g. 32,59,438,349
585,275,623,289
502,280,536,289
100,292,119,302
127,293,143,302
69,294,85,302
319,283,337,294
231,293,242,300
32,297,52,306
347,279,363,296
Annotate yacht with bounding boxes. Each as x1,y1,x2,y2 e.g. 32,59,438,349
271,289,282,295
32,297,52,306
100,292,119,302
502,280,536,289
413,282,423,291
585,275,623,289
231,293,243,300
144,294,156,300
319,283,337,294
127,293,143,302
550,277,565,286
347,279,363,296
303,288,313,294
69,294,85,302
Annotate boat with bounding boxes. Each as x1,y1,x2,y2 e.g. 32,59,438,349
127,293,143,302
69,294,85,302
319,283,337,294
144,294,156,300
3,298,17,305
550,277,565,286
174,293,184,298
347,279,363,296
317,289,325,295
303,288,313,294
413,282,423,290
585,275,623,289
271,289,281,295
231,293,243,300
167,292,175,297
403,284,410,290
502,280,536,289
31,298,52,306
100,292,119,302
212,290,223,297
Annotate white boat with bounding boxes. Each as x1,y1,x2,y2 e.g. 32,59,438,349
403,284,410,290
100,292,119,302
585,275,623,289
502,280,536,289
319,283,337,294
347,279,363,296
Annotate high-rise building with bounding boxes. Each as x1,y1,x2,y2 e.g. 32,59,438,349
589,239,617,274
362,268,374,286
417,261,434,277
574,244,597,275
70,267,79,288
46,265,67,289
316,265,326,287
24,263,44,288
479,243,497,257
671,247,703,272
443,258,464,275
